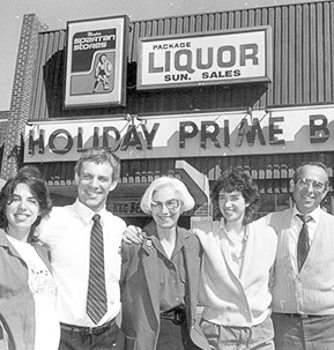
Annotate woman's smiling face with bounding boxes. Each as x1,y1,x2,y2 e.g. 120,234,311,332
6,183,40,238
218,190,249,224
151,185,182,231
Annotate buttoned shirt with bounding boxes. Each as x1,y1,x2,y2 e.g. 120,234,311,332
150,231,187,312
289,206,321,273
38,199,126,327
219,220,249,278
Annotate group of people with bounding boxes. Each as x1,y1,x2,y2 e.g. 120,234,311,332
0,146,333,350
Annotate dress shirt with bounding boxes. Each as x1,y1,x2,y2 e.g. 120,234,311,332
150,232,187,312
220,222,249,278
288,206,321,273
38,199,126,327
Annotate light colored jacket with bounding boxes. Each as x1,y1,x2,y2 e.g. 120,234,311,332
195,219,277,327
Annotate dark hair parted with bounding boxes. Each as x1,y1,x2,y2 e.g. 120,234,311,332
74,147,120,183
212,168,260,224
0,165,52,244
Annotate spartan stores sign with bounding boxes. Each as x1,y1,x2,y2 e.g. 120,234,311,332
137,26,272,90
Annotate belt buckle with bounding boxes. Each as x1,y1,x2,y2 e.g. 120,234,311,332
81,326,103,335
299,314,309,319
81,327,94,335
171,308,186,326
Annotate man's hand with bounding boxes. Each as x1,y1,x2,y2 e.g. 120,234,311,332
123,225,143,245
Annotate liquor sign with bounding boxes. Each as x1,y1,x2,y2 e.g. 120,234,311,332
137,26,272,90
64,16,128,108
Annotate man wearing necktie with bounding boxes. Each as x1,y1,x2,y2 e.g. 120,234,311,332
38,147,126,350
261,161,334,350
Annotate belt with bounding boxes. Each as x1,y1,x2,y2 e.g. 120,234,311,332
160,306,186,326
282,313,325,319
60,319,116,335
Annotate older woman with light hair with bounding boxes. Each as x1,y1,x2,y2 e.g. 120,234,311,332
120,177,210,350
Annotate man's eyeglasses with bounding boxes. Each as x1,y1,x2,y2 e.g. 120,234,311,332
151,199,181,211
296,178,327,193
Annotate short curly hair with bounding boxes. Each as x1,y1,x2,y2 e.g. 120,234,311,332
211,168,260,224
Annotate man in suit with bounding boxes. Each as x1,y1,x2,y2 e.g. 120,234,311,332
262,161,334,350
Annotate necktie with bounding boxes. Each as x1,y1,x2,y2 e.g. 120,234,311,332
297,214,312,272
86,214,107,324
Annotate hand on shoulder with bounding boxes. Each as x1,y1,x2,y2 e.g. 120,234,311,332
122,225,143,245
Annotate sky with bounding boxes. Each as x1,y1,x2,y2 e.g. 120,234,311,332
0,0,324,111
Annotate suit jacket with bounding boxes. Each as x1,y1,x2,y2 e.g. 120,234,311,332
120,221,210,350
0,229,51,350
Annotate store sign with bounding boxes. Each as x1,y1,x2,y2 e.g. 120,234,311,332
110,201,143,216
25,106,334,162
64,16,128,108
137,26,272,89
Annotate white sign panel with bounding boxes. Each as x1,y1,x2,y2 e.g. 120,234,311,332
25,105,334,163
137,26,272,89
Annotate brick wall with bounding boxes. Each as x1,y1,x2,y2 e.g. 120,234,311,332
1,14,48,179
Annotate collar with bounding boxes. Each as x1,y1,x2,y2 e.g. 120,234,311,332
141,221,189,254
293,205,322,224
219,218,226,230
0,228,10,248
218,218,249,242
142,221,189,239
73,198,109,225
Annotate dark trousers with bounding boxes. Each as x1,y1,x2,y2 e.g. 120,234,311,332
59,322,119,350
157,318,200,350
272,312,334,350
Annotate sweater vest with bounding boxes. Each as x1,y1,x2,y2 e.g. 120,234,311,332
268,210,334,315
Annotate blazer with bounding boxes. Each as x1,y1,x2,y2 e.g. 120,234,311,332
120,221,210,350
0,229,51,350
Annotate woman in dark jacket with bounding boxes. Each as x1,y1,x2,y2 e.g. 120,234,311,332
120,177,210,350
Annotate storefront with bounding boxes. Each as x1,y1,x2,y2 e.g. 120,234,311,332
6,1,334,225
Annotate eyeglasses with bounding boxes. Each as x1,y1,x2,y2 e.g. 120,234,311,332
151,199,181,212
296,178,327,193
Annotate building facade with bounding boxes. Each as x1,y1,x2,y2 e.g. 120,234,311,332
3,2,334,226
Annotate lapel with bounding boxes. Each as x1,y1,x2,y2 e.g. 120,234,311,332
301,210,327,272
0,229,25,261
140,222,161,320
182,229,200,318
278,209,296,273
239,224,253,281
35,244,52,271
